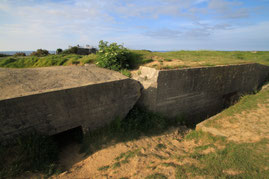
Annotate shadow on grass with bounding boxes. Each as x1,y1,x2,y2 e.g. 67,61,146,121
127,51,153,70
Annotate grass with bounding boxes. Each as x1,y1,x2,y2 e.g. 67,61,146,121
145,173,167,179
120,69,132,77
80,106,176,156
185,130,226,143
0,133,60,178
1,50,268,69
175,133,269,178
115,149,141,161
130,50,269,70
80,105,189,156
112,162,121,169
98,165,110,171
152,50,269,66
0,54,96,68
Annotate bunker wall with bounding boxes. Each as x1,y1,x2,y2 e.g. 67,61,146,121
138,64,269,123
0,79,141,142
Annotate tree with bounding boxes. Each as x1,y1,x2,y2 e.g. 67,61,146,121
56,48,63,54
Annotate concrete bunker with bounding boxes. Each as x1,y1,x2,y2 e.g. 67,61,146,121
0,63,269,143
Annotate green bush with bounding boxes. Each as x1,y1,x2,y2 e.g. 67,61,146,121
30,49,50,57
96,40,130,71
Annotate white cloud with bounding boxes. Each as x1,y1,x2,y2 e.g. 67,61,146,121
0,0,267,50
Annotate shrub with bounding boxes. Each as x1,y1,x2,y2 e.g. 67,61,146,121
13,52,26,57
96,40,130,71
30,49,50,57
56,48,63,54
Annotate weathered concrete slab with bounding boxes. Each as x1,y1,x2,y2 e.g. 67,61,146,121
133,63,269,124
0,65,141,142
0,65,127,100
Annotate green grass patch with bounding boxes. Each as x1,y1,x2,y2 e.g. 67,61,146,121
152,50,269,67
145,173,167,179
176,130,269,178
184,130,226,143
164,59,172,62
115,149,140,161
0,133,59,178
112,161,121,169
0,54,97,68
177,139,269,178
98,165,110,171
120,69,131,77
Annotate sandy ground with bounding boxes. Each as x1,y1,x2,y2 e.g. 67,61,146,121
54,127,197,179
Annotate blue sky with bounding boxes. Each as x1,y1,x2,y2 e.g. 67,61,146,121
0,0,269,51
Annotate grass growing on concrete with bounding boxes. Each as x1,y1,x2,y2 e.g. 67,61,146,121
0,133,60,178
